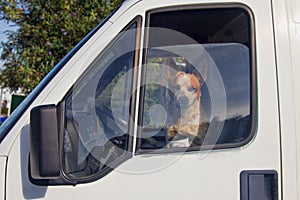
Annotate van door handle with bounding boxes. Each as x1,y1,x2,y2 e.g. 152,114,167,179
240,170,278,200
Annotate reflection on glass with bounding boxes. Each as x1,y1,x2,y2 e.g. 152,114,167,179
141,43,251,150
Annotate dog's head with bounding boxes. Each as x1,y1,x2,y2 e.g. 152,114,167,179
174,72,200,109
166,59,208,109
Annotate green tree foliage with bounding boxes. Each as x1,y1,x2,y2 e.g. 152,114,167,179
0,0,123,94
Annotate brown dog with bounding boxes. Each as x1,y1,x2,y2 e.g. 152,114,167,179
167,69,208,147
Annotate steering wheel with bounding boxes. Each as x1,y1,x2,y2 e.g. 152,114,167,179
95,104,128,138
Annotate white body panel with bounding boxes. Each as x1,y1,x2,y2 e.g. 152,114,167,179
0,0,299,199
0,157,6,200
272,0,300,198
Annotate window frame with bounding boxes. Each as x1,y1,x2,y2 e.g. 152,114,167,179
136,3,257,154
59,16,142,185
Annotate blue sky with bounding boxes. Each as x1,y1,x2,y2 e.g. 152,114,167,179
0,20,17,68
0,20,8,68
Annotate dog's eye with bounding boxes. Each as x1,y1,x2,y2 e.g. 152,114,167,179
188,86,196,92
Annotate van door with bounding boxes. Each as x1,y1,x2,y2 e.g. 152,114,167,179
122,2,281,200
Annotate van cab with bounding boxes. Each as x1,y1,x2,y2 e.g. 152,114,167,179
0,0,299,199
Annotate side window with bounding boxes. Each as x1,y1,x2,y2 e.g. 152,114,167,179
139,6,254,152
63,19,140,180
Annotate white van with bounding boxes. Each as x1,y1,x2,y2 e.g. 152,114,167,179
0,0,299,199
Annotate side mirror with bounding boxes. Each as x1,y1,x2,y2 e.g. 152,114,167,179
30,104,61,179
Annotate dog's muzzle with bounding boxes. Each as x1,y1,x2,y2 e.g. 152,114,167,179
177,96,189,108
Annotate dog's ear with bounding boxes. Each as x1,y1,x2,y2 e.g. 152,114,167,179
194,58,208,86
173,71,185,85
175,71,185,80
165,58,177,80
189,74,201,99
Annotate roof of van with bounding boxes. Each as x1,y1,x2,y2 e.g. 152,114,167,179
108,0,142,22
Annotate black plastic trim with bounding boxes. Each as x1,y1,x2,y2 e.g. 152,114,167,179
30,104,60,179
240,170,278,200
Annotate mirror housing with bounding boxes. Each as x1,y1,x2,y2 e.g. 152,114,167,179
30,104,60,179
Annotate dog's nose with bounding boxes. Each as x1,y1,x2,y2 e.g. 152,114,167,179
178,96,189,106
